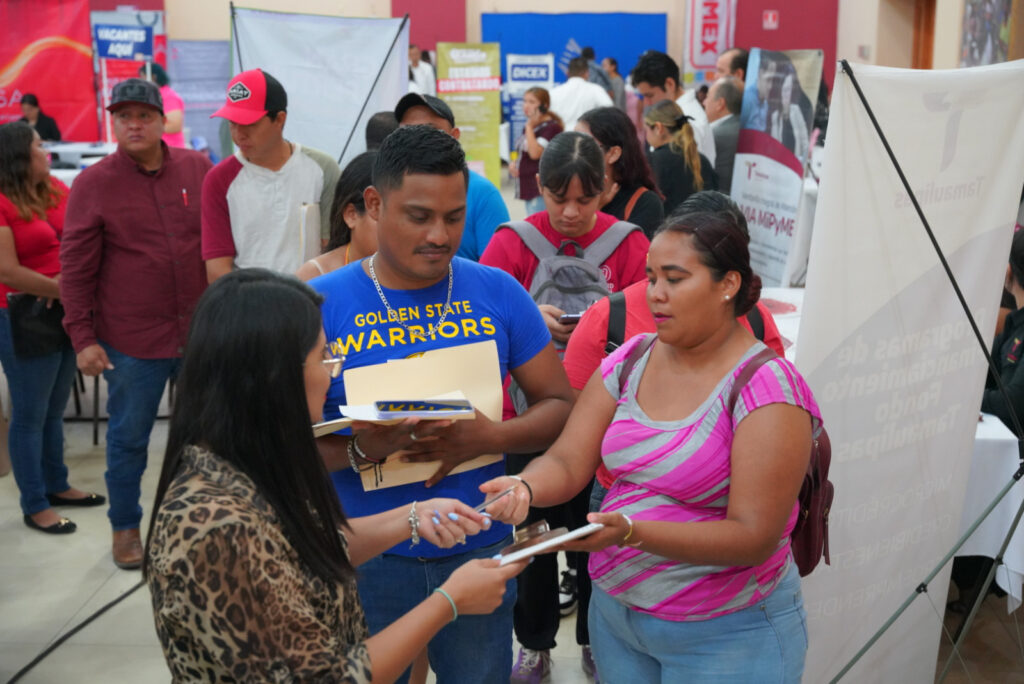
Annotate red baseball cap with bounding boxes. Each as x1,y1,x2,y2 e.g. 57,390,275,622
211,69,288,125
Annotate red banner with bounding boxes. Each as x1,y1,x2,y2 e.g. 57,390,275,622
0,0,97,140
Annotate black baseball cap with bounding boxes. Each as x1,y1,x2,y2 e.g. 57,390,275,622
395,93,455,127
107,78,163,114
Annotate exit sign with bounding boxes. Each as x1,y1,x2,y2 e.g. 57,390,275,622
763,10,780,30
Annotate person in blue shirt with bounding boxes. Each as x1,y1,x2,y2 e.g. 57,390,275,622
312,124,573,684
393,93,510,261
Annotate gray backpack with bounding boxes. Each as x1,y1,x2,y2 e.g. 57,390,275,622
501,220,641,340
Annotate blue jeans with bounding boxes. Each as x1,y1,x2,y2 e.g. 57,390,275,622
524,196,545,216
101,343,179,530
589,563,807,683
357,535,516,684
0,309,76,516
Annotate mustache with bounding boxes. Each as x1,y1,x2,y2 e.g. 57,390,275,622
414,243,451,253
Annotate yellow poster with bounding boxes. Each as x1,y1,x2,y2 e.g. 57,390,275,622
436,42,502,187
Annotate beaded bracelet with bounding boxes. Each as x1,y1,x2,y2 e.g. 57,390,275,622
509,475,534,504
352,434,385,464
408,501,421,546
434,587,458,622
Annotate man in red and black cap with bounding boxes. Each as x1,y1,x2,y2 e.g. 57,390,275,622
60,78,213,569
201,68,340,281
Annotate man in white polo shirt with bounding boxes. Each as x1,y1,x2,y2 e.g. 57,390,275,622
201,68,341,281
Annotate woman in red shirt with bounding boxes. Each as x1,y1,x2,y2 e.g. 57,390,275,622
0,122,104,534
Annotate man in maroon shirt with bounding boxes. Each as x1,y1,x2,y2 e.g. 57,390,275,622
60,79,212,569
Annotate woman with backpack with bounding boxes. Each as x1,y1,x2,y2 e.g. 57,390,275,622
577,107,664,239
480,131,649,682
481,131,649,345
481,191,822,683
644,99,718,215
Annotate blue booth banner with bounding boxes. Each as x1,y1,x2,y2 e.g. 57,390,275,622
481,13,666,85
93,24,153,61
506,53,554,151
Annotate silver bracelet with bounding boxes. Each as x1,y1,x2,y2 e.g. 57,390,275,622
408,501,420,546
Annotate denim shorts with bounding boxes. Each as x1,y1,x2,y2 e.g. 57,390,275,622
589,562,807,683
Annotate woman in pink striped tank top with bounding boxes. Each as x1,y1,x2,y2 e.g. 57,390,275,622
482,191,821,683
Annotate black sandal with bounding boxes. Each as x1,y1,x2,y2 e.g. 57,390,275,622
47,492,106,507
24,514,77,534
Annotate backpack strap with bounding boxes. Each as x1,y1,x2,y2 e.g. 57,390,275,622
726,347,778,417
623,187,647,221
746,305,765,341
581,221,641,269
605,290,627,353
617,333,656,396
500,221,557,260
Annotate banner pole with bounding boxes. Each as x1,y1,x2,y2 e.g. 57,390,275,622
101,58,112,143
230,2,243,72
336,13,409,164
829,469,1024,681
937,462,1024,682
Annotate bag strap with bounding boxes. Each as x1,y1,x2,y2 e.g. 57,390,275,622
605,290,627,353
726,348,778,416
623,187,647,221
746,305,765,341
582,221,641,268
501,221,557,260
617,333,656,396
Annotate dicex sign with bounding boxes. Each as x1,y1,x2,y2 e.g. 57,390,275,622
93,24,153,61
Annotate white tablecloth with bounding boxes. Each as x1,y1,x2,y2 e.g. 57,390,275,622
959,414,1024,612
44,141,116,167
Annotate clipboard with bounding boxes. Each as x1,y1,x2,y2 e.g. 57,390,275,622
342,340,503,490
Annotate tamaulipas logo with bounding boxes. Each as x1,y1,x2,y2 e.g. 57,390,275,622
228,83,252,103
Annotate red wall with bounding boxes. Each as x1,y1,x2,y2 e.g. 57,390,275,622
391,0,466,52
734,0,839,91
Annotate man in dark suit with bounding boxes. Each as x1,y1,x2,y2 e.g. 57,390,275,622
705,77,743,195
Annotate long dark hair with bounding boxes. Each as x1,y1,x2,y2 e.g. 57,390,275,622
537,131,604,197
144,269,353,583
327,150,376,251
578,107,657,192
0,121,60,220
657,191,761,316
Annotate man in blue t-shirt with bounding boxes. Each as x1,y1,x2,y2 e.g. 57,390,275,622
312,125,573,684
394,93,510,261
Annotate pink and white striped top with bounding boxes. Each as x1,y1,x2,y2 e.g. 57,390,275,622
589,334,822,622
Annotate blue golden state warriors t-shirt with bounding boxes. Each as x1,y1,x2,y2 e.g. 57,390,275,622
311,257,551,558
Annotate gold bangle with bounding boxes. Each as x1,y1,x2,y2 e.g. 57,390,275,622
620,513,643,548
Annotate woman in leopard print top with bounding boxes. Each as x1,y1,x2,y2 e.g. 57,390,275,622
144,270,525,682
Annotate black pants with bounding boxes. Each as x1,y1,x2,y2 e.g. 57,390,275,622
507,452,593,650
